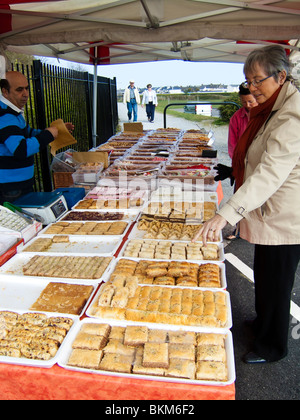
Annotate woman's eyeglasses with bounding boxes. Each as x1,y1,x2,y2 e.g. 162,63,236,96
242,73,276,89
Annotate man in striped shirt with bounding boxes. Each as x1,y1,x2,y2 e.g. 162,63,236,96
0,71,73,204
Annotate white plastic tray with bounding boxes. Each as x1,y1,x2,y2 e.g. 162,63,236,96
87,281,232,330
128,220,223,243
119,238,225,263
58,318,235,387
0,253,115,285
22,235,122,257
39,220,132,239
0,310,78,368
150,189,219,205
60,210,139,223
96,257,227,289
0,277,96,316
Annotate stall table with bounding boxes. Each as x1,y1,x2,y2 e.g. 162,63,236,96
0,175,232,400
0,363,235,400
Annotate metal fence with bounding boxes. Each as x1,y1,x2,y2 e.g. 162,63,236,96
12,60,118,192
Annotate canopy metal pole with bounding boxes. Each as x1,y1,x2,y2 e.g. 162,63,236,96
92,54,98,148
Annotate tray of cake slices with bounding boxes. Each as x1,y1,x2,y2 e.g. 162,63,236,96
0,277,96,316
0,309,78,368
39,220,131,238
86,259,232,330
0,253,114,285
119,239,225,264
58,318,235,386
22,235,123,257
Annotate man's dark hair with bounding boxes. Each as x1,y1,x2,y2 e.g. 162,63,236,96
0,79,10,93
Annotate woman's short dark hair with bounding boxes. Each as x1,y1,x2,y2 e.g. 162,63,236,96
239,84,251,96
244,45,291,82
0,79,10,92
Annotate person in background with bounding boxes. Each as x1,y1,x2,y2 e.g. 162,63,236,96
142,84,158,122
220,84,258,240
194,45,300,365
228,84,258,159
123,80,140,122
0,71,73,204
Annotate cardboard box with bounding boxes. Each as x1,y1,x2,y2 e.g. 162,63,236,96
73,151,109,169
123,122,144,134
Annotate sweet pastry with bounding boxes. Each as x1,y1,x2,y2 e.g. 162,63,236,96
124,326,148,347
68,349,103,369
166,359,196,380
196,361,227,381
72,332,107,350
143,343,169,369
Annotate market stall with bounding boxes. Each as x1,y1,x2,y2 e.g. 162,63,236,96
0,126,235,400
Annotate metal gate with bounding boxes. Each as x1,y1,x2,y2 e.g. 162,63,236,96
12,60,118,192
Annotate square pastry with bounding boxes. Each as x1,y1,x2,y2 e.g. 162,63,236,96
196,361,227,382
166,359,196,380
68,349,103,370
124,326,149,347
143,343,169,369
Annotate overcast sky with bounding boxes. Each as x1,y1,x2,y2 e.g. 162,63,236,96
46,57,245,89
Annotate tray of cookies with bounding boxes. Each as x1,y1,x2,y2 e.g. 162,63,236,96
0,253,114,285
120,239,225,263
86,260,232,330
39,220,131,238
0,278,96,316
0,310,78,368
22,235,123,257
58,318,235,386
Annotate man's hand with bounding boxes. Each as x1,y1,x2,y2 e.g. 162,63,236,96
65,122,74,133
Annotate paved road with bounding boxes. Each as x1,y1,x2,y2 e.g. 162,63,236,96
118,103,300,400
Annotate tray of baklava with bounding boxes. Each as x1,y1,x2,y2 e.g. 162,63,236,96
0,253,114,285
39,220,131,238
120,239,225,263
86,259,232,330
58,318,235,386
129,219,222,242
22,235,123,257
0,310,78,368
0,277,96,316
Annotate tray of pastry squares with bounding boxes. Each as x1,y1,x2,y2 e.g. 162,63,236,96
21,235,123,257
39,220,131,238
0,253,114,285
98,256,227,289
0,277,96,316
86,259,232,330
58,318,235,386
0,309,78,368
120,239,225,263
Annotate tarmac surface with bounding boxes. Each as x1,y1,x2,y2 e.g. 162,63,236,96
118,103,300,400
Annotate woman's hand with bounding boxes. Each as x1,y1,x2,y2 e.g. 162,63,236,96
192,214,228,246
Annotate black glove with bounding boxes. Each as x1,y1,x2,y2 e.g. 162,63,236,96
214,164,235,186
